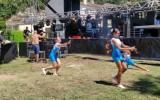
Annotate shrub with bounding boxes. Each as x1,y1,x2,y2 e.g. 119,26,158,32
8,30,24,43
0,20,6,31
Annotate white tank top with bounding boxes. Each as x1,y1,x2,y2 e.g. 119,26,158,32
111,38,121,46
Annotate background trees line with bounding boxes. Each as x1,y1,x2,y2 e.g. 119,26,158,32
0,0,50,19
83,0,147,4
0,0,50,30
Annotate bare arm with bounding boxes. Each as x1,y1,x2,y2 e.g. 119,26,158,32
0,36,5,44
112,39,136,51
58,40,71,47
0,40,5,45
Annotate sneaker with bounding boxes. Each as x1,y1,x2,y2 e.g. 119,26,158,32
113,76,118,83
117,84,126,89
42,68,46,75
57,73,61,76
146,70,150,72
53,73,58,76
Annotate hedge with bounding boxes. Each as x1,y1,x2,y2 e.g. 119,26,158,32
8,30,25,43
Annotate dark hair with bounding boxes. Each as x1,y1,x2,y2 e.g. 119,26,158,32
111,28,119,34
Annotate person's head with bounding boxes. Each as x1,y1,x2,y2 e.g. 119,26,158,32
71,16,76,22
123,50,131,55
56,37,61,43
34,30,38,34
111,28,120,37
26,27,28,30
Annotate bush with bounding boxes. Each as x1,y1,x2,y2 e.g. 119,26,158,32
0,20,6,31
29,34,33,42
8,30,24,43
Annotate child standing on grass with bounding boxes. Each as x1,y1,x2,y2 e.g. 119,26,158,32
111,28,137,89
42,37,71,76
123,50,149,72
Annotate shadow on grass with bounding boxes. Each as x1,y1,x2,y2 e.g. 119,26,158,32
127,67,139,70
137,62,160,67
82,57,113,62
94,80,116,86
27,59,34,63
27,59,47,63
126,75,160,96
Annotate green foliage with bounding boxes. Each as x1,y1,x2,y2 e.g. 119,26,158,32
29,33,33,42
0,20,6,31
9,30,24,43
0,0,49,19
83,0,147,4
0,0,148,20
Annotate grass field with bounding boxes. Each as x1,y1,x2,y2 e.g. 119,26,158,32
0,54,159,100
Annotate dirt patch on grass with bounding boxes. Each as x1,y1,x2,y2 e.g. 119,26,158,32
0,74,17,80
67,64,84,68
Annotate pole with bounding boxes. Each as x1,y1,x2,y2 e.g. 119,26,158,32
126,4,131,38
154,11,157,25
30,0,32,32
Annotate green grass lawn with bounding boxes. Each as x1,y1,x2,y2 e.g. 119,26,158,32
0,54,159,100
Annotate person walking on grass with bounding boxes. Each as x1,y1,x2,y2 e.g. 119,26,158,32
123,50,150,72
111,28,137,89
42,37,71,76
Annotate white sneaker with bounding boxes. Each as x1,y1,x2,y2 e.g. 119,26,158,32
146,70,150,72
42,68,46,75
117,84,126,89
53,73,58,76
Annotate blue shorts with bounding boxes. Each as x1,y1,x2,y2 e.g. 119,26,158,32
112,54,124,62
33,44,40,54
112,49,124,62
112,56,124,62
49,51,58,62
125,58,136,66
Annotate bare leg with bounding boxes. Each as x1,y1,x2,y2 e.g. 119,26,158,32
28,36,30,42
121,62,128,73
115,61,127,79
52,62,59,75
35,54,39,62
134,64,149,72
42,62,58,75
115,61,123,85
46,62,57,73
56,58,61,72
45,66,54,70
26,36,30,42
